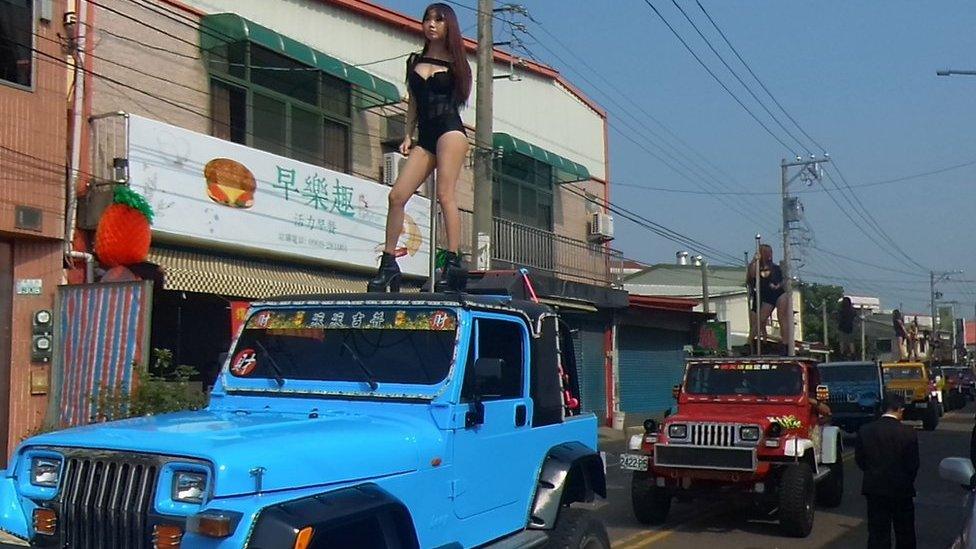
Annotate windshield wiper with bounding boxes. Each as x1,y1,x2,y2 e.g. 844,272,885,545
253,340,285,387
341,341,379,391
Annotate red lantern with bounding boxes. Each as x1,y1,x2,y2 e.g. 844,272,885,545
94,186,153,268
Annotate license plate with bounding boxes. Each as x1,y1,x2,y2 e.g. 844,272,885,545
916,402,927,408
620,453,649,471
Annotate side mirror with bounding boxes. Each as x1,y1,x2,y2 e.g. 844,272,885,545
464,358,504,428
672,384,681,400
465,400,485,428
939,457,976,489
816,384,830,402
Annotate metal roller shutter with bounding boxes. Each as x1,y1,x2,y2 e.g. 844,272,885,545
571,322,606,415
618,326,687,416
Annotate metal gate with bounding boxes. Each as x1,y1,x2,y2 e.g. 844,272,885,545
571,321,606,415
50,281,152,427
617,326,687,415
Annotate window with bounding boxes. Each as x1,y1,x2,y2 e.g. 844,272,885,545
208,43,352,173
462,318,525,401
493,153,554,230
0,0,32,87
876,339,892,353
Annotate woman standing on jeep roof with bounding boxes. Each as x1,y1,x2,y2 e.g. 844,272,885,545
746,244,790,345
369,2,472,293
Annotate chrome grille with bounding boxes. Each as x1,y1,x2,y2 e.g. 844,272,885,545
689,423,736,447
61,455,157,549
892,388,915,400
827,393,847,404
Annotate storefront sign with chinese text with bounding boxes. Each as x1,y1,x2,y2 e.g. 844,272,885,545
127,115,430,275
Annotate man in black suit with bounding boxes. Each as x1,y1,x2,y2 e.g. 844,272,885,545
855,392,920,549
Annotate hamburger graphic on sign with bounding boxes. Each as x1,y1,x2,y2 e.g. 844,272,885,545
204,158,256,208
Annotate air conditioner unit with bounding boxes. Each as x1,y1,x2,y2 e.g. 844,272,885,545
383,152,433,196
588,212,614,241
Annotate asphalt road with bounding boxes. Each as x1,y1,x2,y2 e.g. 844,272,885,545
595,402,975,548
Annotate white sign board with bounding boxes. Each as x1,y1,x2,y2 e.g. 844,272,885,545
127,115,430,276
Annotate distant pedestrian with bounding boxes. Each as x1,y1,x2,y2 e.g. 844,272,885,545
838,296,857,359
855,392,920,549
892,310,908,361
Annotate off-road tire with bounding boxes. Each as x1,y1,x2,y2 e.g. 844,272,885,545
631,471,671,525
778,462,815,538
545,507,610,549
922,401,939,431
815,436,844,508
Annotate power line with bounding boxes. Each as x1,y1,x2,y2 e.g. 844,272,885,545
638,0,797,153
694,0,825,153
667,0,811,154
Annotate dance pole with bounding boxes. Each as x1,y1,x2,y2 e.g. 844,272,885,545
755,234,762,356
428,172,438,290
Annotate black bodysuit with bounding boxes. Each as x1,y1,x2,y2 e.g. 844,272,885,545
407,54,465,153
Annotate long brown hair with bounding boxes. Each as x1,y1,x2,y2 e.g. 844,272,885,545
420,3,472,104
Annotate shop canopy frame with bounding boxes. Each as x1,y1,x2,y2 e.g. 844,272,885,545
200,13,402,109
493,132,591,183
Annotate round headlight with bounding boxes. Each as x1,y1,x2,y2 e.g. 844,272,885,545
739,425,761,441
667,423,688,439
643,419,658,433
173,471,207,504
30,457,62,487
766,422,783,438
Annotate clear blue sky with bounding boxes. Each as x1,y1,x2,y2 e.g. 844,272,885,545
385,0,976,316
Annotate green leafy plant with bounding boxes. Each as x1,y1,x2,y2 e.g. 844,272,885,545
92,348,208,422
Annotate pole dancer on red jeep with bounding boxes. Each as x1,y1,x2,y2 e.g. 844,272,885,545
747,244,791,353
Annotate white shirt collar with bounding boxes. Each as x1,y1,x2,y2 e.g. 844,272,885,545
882,413,900,420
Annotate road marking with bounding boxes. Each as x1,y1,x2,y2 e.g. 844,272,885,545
614,505,724,549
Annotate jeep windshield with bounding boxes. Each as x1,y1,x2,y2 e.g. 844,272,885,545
224,306,458,394
883,367,923,381
685,363,803,397
820,365,878,383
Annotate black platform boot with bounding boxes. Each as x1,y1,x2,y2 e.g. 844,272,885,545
434,251,467,292
367,252,401,292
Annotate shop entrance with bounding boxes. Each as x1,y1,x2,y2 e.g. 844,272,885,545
150,290,236,391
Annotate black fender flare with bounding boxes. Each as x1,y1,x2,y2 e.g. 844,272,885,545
246,483,419,549
528,442,607,530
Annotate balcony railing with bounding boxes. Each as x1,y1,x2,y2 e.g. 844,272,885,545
491,217,622,287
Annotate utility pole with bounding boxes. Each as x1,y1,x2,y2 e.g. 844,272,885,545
860,309,866,361
700,257,710,314
931,269,964,347
822,298,828,352
781,156,829,356
471,0,494,270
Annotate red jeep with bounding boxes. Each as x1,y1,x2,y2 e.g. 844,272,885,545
621,357,844,538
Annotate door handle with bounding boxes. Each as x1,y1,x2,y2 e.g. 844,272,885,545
515,404,527,427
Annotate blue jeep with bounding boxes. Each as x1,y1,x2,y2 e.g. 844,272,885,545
0,291,609,548
817,361,884,433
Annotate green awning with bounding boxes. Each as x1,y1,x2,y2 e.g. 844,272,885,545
200,13,401,107
493,132,591,182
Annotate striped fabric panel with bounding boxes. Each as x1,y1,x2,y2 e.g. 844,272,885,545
58,282,149,427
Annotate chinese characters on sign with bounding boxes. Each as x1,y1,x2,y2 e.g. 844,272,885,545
245,308,458,332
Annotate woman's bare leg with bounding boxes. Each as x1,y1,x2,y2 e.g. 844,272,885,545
759,303,776,338
434,131,468,252
384,147,436,253
776,293,792,346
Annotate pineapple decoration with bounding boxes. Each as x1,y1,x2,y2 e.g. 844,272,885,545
94,186,154,268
